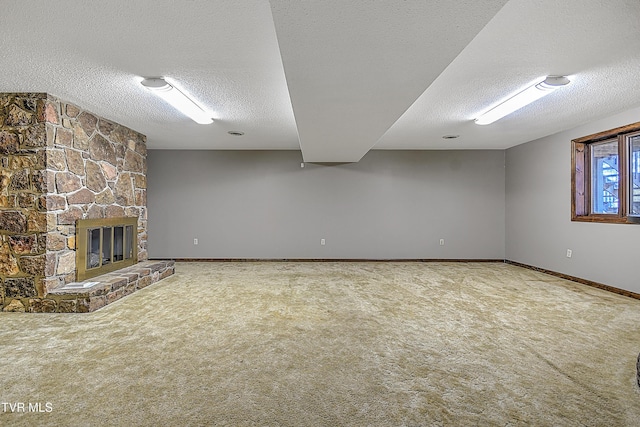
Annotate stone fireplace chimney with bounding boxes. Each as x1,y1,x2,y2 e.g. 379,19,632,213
1,93,150,312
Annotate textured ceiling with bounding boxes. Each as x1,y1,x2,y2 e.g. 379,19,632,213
2,0,640,162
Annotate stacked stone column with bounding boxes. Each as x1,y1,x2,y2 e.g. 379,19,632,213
0,94,49,312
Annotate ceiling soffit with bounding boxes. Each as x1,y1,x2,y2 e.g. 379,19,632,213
269,0,509,162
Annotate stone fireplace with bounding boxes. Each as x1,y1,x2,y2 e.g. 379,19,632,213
0,93,173,312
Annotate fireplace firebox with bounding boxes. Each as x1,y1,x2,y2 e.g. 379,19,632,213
76,217,138,281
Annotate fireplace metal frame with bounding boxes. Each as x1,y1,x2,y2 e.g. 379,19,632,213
76,217,138,281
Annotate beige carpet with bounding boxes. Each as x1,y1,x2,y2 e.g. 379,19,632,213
1,261,639,426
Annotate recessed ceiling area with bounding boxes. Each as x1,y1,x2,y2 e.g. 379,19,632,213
1,0,640,162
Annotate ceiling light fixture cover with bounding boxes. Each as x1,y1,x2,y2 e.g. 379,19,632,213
474,76,571,125
141,78,213,124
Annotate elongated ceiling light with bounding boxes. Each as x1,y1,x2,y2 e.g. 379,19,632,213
141,77,213,124
474,76,570,125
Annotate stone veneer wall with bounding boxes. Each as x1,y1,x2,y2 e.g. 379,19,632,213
0,93,148,312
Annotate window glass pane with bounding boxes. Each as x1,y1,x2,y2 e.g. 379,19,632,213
631,135,640,215
591,140,619,214
102,227,112,265
114,226,124,262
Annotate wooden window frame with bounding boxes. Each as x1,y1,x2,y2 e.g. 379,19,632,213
571,121,640,224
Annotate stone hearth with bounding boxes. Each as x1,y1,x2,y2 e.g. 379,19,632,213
0,93,173,312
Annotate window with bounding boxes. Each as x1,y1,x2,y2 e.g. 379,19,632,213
631,134,640,216
572,122,640,223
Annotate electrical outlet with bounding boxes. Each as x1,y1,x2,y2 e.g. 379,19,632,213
320,238,325,246
439,239,445,246
566,249,572,258
193,238,198,245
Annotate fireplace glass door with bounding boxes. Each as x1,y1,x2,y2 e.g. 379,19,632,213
87,228,101,268
113,226,124,262
76,217,138,281
102,227,112,265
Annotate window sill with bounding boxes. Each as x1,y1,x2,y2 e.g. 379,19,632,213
572,215,638,224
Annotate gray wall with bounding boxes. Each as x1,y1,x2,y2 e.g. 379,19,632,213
147,150,505,260
506,105,640,293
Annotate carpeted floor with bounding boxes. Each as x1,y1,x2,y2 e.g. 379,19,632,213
1,261,639,426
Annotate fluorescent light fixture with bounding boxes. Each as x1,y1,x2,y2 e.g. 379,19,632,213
474,76,570,125
141,78,213,124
